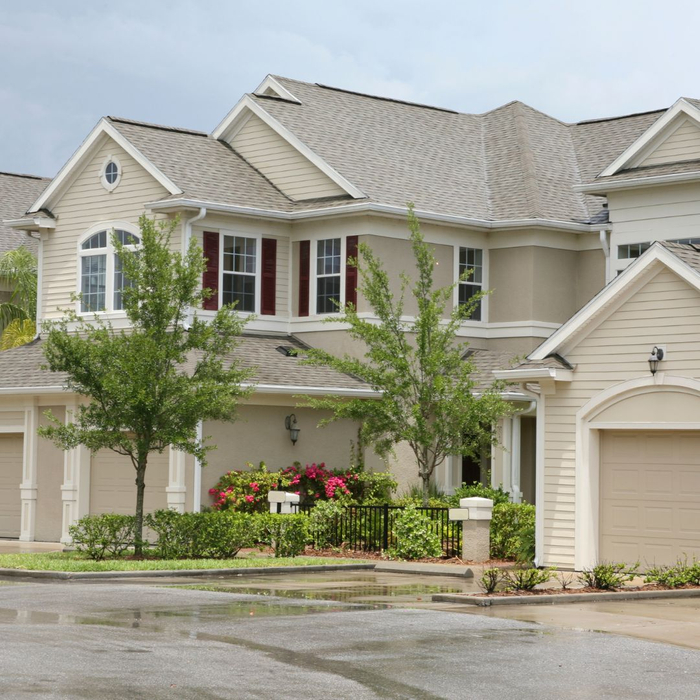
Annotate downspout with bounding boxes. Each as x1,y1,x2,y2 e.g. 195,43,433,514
599,229,611,284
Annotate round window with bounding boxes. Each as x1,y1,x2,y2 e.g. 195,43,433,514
104,161,119,184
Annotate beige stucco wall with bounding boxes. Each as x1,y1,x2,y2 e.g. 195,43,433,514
575,249,606,311
542,265,700,568
35,406,66,542
43,136,170,320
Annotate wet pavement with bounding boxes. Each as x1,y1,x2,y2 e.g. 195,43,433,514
1,572,700,698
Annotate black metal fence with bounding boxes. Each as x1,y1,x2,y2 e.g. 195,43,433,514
295,503,461,556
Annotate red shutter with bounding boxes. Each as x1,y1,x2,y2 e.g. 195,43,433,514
345,235,358,308
202,231,219,311
299,240,310,317
261,237,277,316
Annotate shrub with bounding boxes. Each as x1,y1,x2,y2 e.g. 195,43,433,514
644,558,700,588
144,509,195,559
449,482,510,507
478,567,504,594
578,562,639,590
256,514,308,558
490,502,536,560
209,462,290,513
388,505,442,560
282,462,355,504
307,500,344,549
353,470,397,504
69,514,136,561
514,521,536,566
503,567,555,591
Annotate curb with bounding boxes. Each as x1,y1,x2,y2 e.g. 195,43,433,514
433,587,700,607
374,563,474,578
0,563,377,581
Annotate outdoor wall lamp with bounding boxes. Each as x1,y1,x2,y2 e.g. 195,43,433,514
648,346,665,375
285,414,300,445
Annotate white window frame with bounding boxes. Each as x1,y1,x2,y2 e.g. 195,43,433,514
218,230,261,315
313,236,345,316
76,222,140,317
454,245,487,323
99,154,122,192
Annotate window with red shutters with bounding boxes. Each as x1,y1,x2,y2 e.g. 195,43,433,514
345,235,358,308
299,240,310,317
261,237,277,315
202,231,219,310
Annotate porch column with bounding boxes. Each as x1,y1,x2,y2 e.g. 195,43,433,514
19,406,38,541
167,447,187,513
510,415,523,503
60,403,91,543
501,416,512,495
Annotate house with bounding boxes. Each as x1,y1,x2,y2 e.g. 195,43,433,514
2,75,698,555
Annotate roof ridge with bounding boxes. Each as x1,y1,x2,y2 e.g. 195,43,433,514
576,108,666,125
0,171,50,181
107,116,208,137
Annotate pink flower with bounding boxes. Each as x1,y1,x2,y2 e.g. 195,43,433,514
294,491,300,495
245,495,254,503
250,482,260,492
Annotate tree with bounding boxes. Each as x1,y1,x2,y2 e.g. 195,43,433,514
0,246,38,350
301,206,513,505
39,216,254,553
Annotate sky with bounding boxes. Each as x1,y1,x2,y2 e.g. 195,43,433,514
2,0,700,177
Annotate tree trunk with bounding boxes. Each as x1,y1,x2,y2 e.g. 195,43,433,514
134,458,147,556
421,474,430,507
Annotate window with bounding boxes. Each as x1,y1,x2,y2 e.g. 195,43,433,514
316,238,341,314
617,242,651,259
78,228,140,313
458,247,483,321
100,155,121,191
104,161,119,184
222,235,256,312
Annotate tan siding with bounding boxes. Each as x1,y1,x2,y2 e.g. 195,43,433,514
641,120,700,166
544,267,700,567
43,137,169,320
230,114,345,200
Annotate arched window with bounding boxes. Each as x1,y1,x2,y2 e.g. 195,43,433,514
78,228,140,313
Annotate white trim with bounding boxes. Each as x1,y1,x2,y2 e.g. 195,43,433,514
28,118,181,213
99,154,122,192
253,75,301,104
147,197,602,233
574,374,700,570
599,99,700,177
577,170,700,194
494,367,573,382
529,243,700,361
219,230,261,315
211,95,365,199
247,383,380,397
4,217,56,231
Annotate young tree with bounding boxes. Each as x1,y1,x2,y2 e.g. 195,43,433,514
0,246,38,350
39,216,254,553
301,206,512,505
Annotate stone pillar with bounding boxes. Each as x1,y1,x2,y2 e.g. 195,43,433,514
268,491,300,514
166,447,187,513
19,406,39,542
449,497,493,562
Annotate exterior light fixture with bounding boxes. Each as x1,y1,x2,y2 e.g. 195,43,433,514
648,346,664,375
285,414,300,445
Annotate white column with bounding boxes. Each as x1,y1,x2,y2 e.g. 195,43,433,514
193,421,203,512
511,415,523,503
19,406,39,542
166,447,187,513
60,403,90,544
501,416,512,495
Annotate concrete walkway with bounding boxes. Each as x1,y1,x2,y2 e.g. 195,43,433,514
0,540,63,554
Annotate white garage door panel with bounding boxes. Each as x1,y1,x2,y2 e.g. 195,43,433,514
0,434,23,538
90,450,168,515
601,431,700,567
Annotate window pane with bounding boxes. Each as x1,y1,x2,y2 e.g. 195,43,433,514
81,254,106,312
458,283,482,321
114,229,139,246
222,273,255,312
317,275,340,314
81,231,107,250
113,253,136,310
459,247,483,283
317,238,341,276
224,235,256,274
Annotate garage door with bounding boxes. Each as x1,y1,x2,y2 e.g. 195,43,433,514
90,449,168,516
0,434,23,538
601,431,700,568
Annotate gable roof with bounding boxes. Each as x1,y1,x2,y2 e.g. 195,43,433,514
0,172,51,254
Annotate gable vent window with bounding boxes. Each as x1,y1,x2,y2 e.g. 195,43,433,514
100,155,122,192
316,238,341,314
458,247,483,321
222,235,256,312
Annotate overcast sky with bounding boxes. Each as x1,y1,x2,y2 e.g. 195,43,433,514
2,0,700,177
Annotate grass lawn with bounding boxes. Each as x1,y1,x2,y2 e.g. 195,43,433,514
0,551,357,573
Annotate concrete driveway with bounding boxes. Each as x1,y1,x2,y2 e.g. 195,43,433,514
1,576,700,699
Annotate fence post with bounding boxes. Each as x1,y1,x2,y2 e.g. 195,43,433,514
268,491,300,514
449,497,493,562
383,503,389,551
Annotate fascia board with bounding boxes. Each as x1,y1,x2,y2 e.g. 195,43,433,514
4,217,56,230
599,99,700,177
577,170,700,194
28,119,182,213
493,368,573,382
211,95,366,199
529,244,700,361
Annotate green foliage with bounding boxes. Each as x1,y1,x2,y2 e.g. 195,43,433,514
388,504,442,560
353,470,397,504
0,318,36,350
449,482,510,507
478,567,504,594
489,502,536,560
38,217,253,552
145,510,256,559
307,500,344,548
0,246,37,348
644,558,700,588
298,205,512,505
210,463,291,513
578,562,639,590
257,514,309,558
503,567,555,591
68,514,136,561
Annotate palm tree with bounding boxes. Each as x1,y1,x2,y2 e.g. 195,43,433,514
0,246,38,350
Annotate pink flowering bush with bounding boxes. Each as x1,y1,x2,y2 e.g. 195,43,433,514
282,462,356,504
209,462,291,513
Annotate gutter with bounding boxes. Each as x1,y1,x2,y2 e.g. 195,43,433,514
576,170,700,194
182,207,206,255
146,198,603,233
493,367,573,382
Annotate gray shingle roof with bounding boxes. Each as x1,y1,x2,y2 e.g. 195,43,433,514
0,334,371,393
0,172,51,254
588,159,700,186
467,349,521,392
660,241,700,271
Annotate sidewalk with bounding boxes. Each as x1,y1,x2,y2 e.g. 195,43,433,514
0,540,64,554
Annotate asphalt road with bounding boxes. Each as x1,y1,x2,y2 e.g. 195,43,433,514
1,581,699,699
